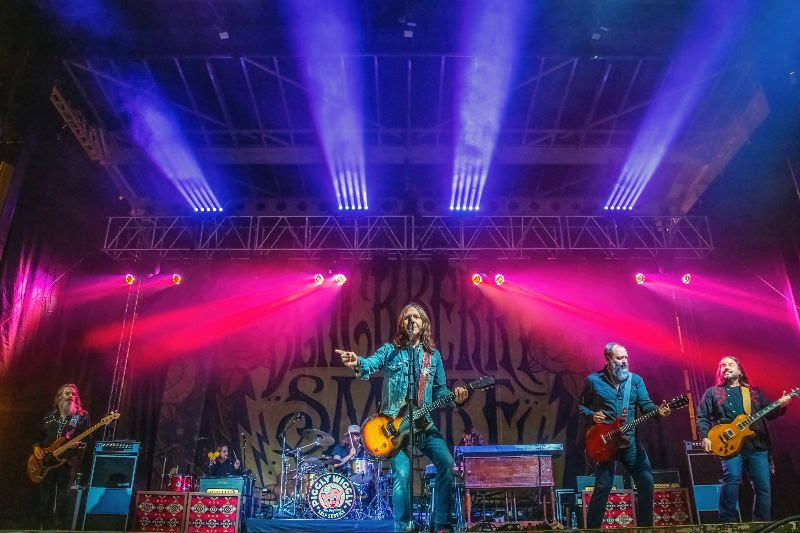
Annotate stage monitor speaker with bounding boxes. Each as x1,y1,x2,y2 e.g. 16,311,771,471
82,442,139,531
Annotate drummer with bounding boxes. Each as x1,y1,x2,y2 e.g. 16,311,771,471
208,444,241,476
331,425,365,473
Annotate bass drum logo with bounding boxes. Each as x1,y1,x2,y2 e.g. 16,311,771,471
307,472,355,519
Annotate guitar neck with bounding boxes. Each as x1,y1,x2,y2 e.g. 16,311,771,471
52,418,106,457
411,391,455,422
742,399,784,428
619,408,659,434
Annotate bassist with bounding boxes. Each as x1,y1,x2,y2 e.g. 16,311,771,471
337,302,468,533
32,383,90,529
696,356,792,522
579,342,670,529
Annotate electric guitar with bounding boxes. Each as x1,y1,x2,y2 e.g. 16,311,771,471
707,387,798,457
585,395,688,462
361,376,495,458
27,411,120,483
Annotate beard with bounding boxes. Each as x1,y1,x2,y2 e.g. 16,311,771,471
59,398,79,416
611,362,630,381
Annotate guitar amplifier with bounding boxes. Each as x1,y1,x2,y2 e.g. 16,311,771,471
83,442,140,531
95,440,140,454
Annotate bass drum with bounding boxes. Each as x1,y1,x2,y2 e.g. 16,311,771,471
307,472,356,519
167,473,197,492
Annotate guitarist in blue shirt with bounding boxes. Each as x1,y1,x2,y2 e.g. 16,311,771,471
696,356,792,522
337,303,468,533
579,343,670,528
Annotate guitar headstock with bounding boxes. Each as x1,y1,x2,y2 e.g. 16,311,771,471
100,411,121,426
467,376,495,391
788,387,800,399
667,395,689,410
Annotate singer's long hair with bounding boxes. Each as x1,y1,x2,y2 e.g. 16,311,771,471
392,302,436,354
715,355,750,387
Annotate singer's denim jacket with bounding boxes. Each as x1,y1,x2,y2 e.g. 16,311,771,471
357,342,453,422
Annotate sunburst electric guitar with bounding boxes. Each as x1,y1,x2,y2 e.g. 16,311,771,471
585,395,688,462
27,411,120,483
361,376,495,458
707,387,799,457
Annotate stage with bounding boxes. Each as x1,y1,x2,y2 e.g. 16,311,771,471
4,520,799,533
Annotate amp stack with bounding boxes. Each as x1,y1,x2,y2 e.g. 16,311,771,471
83,440,141,531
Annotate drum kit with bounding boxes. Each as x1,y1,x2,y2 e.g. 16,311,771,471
274,427,392,520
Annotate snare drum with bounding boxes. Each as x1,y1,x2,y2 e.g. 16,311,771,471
168,473,197,492
348,458,374,484
282,466,323,495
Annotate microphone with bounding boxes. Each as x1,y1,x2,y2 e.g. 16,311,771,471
406,317,414,333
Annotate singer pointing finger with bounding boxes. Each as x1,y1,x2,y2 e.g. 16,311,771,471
335,302,467,532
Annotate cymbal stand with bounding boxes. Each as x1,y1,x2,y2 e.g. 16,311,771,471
367,461,393,520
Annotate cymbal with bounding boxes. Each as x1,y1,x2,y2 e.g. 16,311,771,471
301,456,321,465
316,455,339,466
301,428,334,447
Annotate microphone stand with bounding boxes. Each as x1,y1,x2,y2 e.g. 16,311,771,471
405,320,418,532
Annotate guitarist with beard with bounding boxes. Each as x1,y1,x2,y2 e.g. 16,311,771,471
697,356,792,523
32,384,90,529
337,302,468,533
579,342,670,529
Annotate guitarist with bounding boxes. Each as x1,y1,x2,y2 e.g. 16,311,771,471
579,342,670,529
696,356,792,522
32,383,90,529
337,302,468,533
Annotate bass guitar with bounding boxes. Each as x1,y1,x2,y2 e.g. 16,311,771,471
27,411,120,483
585,395,688,462
707,387,799,457
362,376,495,458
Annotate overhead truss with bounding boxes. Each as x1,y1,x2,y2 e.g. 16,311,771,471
104,215,713,260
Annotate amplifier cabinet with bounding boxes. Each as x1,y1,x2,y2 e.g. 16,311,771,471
186,492,241,533
653,488,692,526
134,491,188,532
581,490,636,529
463,455,554,488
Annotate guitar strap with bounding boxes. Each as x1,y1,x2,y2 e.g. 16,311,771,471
741,386,751,416
619,376,633,420
417,350,432,406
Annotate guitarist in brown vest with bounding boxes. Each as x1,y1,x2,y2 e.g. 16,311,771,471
579,342,670,528
337,302,468,533
696,356,792,522
32,383,90,529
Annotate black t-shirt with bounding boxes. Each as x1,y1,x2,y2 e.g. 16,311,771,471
208,458,240,476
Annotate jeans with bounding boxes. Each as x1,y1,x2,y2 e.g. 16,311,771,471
586,442,654,528
391,427,454,531
720,447,771,522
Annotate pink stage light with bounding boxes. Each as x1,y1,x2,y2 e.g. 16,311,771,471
172,274,182,285
635,273,645,285
682,273,692,285
494,274,505,286
314,274,325,285
334,273,347,286
125,274,135,285
471,274,483,286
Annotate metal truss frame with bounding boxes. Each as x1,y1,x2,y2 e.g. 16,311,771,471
103,215,712,260
61,54,745,164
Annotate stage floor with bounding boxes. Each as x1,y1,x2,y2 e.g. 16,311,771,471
2,520,798,533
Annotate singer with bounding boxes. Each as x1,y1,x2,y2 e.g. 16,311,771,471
336,302,467,533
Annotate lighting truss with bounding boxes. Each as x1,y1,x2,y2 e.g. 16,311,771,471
103,215,712,260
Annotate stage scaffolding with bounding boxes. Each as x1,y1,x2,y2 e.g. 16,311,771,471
103,215,712,260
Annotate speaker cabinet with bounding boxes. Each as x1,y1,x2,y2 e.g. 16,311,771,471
82,447,139,531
